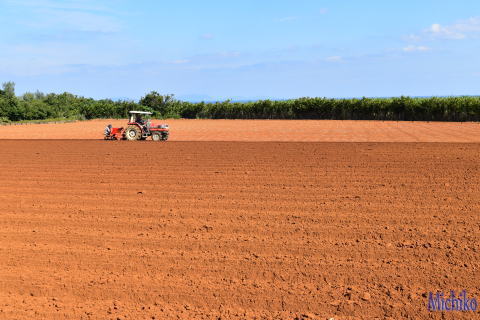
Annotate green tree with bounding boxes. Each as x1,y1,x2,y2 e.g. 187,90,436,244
2,82,16,99
22,92,35,101
139,91,175,115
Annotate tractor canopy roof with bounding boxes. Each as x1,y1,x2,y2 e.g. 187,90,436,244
129,111,153,115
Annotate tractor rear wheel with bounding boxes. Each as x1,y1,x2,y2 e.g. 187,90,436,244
125,125,141,141
151,132,161,141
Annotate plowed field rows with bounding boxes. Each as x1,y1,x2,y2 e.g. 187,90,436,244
1,141,479,319
1,119,480,142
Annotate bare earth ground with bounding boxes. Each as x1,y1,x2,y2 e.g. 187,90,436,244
0,119,480,142
0,121,479,319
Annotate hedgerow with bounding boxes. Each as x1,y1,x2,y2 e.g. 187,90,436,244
1,82,479,122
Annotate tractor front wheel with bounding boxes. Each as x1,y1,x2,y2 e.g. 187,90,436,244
125,125,142,141
151,132,162,141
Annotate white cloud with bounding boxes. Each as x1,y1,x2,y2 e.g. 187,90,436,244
424,17,480,40
403,45,430,52
402,17,480,53
7,0,122,33
6,0,112,13
426,23,465,40
325,56,342,62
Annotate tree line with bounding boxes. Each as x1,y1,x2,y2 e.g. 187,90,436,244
1,82,479,122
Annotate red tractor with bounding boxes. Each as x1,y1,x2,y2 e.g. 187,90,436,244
104,111,169,141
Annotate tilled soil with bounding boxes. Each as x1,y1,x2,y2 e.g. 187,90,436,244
0,141,479,319
1,119,480,142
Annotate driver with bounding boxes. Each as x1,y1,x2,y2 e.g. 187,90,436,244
104,124,112,137
136,115,145,125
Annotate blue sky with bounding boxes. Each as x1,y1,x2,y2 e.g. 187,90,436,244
0,0,479,101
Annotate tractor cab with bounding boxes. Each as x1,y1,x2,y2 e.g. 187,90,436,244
128,111,152,126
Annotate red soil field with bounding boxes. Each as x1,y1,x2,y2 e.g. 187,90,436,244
0,139,479,319
1,119,480,142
